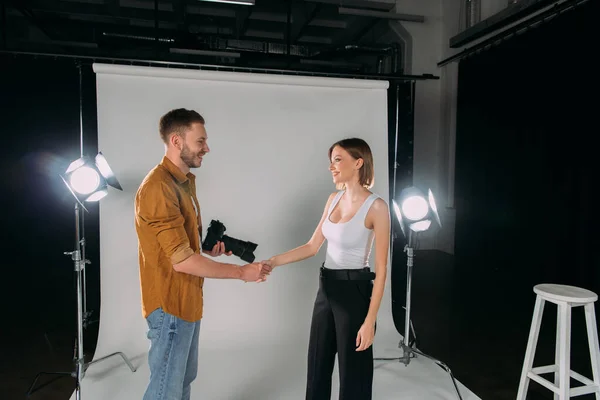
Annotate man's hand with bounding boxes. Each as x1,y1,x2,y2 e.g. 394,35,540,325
356,319,375,351
203,241,233,257
239,262,268,282
254,260,273,283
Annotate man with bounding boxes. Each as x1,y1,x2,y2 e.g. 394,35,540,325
134,108,269,400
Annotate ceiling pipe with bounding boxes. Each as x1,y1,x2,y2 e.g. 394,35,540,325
465,0,481,28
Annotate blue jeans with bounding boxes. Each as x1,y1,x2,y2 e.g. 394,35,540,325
143,308,201,400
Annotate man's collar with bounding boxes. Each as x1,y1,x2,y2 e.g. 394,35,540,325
160,156,195,184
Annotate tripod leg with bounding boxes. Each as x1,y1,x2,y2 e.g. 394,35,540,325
26,371,73,398
410,347,463,400
86,351,137,372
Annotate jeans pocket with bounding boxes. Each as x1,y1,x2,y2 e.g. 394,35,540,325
146,308,165,340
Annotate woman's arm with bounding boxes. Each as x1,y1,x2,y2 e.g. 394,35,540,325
364,198,390,325
268,192,337,268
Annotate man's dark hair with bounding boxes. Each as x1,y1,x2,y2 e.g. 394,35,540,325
159,108,205,143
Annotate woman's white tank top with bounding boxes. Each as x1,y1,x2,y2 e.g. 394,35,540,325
321,190,380,270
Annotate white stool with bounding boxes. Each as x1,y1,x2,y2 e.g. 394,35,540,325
517,284,600,399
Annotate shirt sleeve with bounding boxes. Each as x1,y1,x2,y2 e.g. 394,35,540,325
136,180,195,265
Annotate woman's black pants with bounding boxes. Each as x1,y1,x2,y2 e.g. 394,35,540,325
305,265,375,400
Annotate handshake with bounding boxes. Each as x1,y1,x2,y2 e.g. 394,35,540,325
239,259,273,283
203,239,273,283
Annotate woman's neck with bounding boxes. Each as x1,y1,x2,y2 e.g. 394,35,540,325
343,181,368,202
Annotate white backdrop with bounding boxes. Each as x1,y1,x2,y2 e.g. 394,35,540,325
89,63,397,398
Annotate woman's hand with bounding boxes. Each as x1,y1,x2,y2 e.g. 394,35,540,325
356,319,375,351
254,259,274,283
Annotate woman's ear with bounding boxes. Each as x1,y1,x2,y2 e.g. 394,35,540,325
356,158,364,169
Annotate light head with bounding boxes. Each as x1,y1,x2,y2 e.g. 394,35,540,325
61,152,122,211
392,186,441,241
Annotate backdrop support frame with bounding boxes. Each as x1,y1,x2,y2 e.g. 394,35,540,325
0,49,439,83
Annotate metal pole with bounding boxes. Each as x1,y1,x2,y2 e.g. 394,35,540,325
72,202,84,399
391,82,400,255
78,64,84,158
0,50,439,82
77,63,89,321
287,0,292,59
403,231,414,351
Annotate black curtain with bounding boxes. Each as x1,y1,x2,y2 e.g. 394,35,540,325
454,1,599,398
0,56,101,353
456,0,599,292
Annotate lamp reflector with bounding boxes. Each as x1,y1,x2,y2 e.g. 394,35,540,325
95,152,122,190
86,190,108,202
410,220,432,232
70,167,101,195
428,189,442,228
401,195,429,221
392,199,406,237
65,157,86,174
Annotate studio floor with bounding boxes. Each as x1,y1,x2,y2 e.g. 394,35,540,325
2,250,598,399
62,340,478,400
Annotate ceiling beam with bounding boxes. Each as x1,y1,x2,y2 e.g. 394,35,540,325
291,2,320,43
355,19,390,44
235,6,251,39
338,7,425,22
27,1,233,28
172,0,186,31
7,1,57,40
304,0,395,11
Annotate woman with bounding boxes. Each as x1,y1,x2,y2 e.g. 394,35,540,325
264,138,390,400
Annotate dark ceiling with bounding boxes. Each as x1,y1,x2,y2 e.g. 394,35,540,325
0,0,426,75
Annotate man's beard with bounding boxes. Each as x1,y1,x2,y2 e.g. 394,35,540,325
180,143,204,168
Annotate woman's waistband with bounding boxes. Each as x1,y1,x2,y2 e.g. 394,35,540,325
320,264,375,281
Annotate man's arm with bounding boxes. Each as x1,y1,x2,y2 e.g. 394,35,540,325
173,253,241,279
136,180,260,281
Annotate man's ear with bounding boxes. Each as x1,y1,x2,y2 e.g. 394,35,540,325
170,133,181,150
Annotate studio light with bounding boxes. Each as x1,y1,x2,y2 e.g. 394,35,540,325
376,186,463,400
392,186,441,237
27,63,135,400
61,152,122,207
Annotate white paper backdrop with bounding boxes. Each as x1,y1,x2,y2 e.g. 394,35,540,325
89,63,396,398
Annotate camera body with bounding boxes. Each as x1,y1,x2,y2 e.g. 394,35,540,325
202,219,258,263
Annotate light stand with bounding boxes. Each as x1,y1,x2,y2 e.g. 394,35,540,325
26,63,136,399
374,187,463,400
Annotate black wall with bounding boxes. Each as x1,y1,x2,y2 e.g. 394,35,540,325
455,0,598,297
0,57,101,354
452,0,599,398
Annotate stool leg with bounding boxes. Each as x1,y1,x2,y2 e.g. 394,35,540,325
517,296,545,400
584,303,600,400
557,302,571,400
555,305,561,400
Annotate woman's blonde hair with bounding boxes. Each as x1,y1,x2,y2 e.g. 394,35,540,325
328,138,374,190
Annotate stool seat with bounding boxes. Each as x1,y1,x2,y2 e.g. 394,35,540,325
534,284,598,304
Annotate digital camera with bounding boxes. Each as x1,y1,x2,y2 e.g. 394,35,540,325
202,219,258,263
